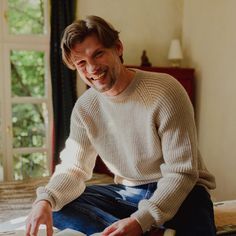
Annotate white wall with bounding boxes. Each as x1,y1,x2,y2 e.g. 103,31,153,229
182,0,236,201
77,0,183,66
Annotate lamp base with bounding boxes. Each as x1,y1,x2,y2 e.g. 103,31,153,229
169,59,182,67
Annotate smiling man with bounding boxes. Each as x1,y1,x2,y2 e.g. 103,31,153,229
71,32,134,96
26,15,216,236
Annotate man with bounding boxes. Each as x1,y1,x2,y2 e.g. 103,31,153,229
26,15,216,236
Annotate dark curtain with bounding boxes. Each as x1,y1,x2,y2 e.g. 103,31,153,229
50,0,77,171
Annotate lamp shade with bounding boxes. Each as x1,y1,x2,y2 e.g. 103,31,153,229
168,39,183,60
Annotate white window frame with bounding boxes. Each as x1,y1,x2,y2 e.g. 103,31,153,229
0,0,52,181
0,0,6,181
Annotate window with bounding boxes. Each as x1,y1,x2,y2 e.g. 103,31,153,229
0,0,52,181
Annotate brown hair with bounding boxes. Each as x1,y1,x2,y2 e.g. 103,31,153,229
61,15,122,70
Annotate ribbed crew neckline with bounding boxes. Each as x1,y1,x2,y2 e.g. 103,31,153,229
95,68,142,102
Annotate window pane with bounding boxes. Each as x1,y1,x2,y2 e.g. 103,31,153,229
12,103,47,148
8,0,45,35
13,152,49,180
11,50,45,97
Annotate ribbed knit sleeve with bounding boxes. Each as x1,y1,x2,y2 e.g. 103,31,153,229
34,96,98,210
131,72,200,231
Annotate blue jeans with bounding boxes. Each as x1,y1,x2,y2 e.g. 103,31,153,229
53,184,216,236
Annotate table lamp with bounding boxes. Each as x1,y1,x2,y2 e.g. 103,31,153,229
168,39,183,67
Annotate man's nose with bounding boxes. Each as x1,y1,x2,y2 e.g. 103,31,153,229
86,59,99,74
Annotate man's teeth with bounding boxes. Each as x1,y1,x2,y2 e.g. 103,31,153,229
92,72,105,80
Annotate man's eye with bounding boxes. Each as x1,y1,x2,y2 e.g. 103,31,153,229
77,61,85,67
95,51,104,58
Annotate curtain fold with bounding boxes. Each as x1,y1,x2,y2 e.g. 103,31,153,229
50,0,77,171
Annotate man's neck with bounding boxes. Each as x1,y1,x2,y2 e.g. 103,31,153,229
104,67,135,97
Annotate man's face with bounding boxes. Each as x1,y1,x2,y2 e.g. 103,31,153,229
71,34,123,94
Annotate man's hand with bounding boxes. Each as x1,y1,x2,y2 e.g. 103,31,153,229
25,200,53,236
101,217,143,236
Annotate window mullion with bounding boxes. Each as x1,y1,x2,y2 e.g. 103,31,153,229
12,97,48,104
5,35,49,45
44,46,53,174
0,0,5,181
13,147,47,154
3,44,14,181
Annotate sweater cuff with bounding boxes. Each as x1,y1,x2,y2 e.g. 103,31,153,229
131,209,156,233
33,186,56,209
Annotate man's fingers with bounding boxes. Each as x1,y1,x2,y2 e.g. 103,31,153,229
46,226,54,236
25,217,53,236
46,218,54,236
25,201,53,236
102,224,117,235
30,218,41,236
25,221,32,236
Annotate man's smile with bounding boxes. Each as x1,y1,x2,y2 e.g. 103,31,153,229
89,71,106,81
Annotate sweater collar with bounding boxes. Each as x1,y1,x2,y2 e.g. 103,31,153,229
97,68,142,102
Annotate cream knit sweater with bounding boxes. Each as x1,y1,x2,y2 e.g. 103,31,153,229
36,69,216,232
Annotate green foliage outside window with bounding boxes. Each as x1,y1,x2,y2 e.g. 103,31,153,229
12,103,46,148
8,0,45,35
11,50,45,97
14,152,49,180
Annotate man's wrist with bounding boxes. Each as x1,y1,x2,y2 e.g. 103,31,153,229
33,199,52,209
130,216,144,233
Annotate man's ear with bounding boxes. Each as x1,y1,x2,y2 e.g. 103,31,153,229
115,40,123,57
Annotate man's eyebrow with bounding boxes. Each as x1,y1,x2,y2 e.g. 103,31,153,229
71,47,105,61
92,48,104,56
71,53,82,61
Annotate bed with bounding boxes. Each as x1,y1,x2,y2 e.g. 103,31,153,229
0,174,235,235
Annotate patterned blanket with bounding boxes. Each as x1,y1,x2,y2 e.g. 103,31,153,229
1,175,235,235
0,174,113,223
